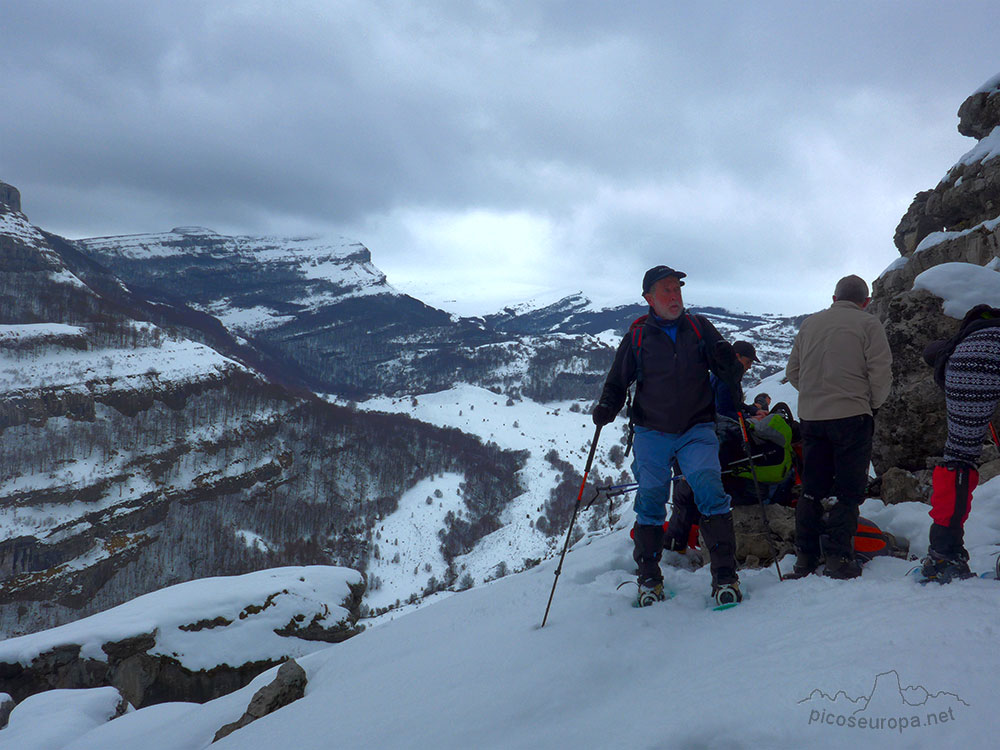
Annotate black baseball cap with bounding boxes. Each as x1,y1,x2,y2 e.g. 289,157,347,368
642,265,686,294
733,341,760,363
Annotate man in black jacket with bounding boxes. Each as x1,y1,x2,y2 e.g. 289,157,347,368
593,265,745,606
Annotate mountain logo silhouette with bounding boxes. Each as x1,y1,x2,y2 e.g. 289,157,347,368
799,669,968,713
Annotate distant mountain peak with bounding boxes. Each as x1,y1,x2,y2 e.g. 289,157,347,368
170,226,220,236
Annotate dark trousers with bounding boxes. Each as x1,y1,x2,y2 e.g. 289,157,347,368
797,414,873,557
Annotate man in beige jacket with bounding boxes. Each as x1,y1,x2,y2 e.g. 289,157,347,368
784,275,892,579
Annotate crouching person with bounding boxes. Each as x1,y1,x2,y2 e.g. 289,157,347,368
592,265,745,607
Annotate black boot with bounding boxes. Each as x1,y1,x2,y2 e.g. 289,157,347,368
785,494,824,579
783,552,819,580
632,523,664,586
821,498,862,579
922,524,973,583
700,511,742,604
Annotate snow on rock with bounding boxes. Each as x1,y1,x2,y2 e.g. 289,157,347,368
878,255,909,279
0,567,362,672
0,329,246,394
972,72,1000,96
44,475,1000,750
913,213,1000,255
954,125,1000,169
1,686,129,750
0,324,87,345
912,262,1000,318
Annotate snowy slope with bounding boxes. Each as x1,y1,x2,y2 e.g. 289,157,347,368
351,370,802,614
346,385,632,611
19,474,1000,750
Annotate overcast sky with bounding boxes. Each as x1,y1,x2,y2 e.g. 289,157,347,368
3,1,999,316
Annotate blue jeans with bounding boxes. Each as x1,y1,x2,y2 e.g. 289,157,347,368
631,422,731,525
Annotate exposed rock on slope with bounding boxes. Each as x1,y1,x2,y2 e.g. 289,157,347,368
871,73,1000,475
0,567,358,708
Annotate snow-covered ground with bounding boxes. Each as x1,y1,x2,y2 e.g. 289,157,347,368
10,474,999,750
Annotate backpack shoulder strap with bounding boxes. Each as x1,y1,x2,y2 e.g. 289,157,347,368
629,315,648,385
685,313,703,339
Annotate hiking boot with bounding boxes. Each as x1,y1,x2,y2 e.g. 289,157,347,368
920,549,973,584
699,512,738,584
712,582,743,606
632,524,665,586
783,553,820,580
637,580,667,607
823,554,862,580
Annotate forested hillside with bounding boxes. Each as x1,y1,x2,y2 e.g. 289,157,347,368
0,190,525,636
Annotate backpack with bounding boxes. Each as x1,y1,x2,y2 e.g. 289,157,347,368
725,414,795,484
854,517,910,561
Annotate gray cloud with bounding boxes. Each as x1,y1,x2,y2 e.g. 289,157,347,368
2,0,999,314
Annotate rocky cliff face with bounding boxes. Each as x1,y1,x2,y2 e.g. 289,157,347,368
0,182,20,213
871,73,1000,484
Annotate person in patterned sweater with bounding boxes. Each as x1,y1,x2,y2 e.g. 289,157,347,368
920,304,1000,582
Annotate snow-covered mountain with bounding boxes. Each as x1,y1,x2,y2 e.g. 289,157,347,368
75,227,800,400
0,189,526,642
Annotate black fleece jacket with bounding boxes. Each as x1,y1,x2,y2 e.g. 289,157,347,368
597,311,744,434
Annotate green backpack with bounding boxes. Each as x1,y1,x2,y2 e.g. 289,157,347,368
730,413,794,484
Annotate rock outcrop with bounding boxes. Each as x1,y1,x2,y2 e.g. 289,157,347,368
0,180,21,212
213,658,307,742
0,567,363,708
0,692,13,729
700,504,796,568
871,73,1000,478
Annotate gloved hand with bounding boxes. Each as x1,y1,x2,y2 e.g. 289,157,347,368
592,403,617,426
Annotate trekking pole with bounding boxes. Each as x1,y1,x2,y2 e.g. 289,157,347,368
737,412,784,581
540,424,602,628
990,421,999,448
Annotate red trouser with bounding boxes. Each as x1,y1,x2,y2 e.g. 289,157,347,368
928,464,979,528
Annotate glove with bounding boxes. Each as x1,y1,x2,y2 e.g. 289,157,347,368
592,403,617,426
